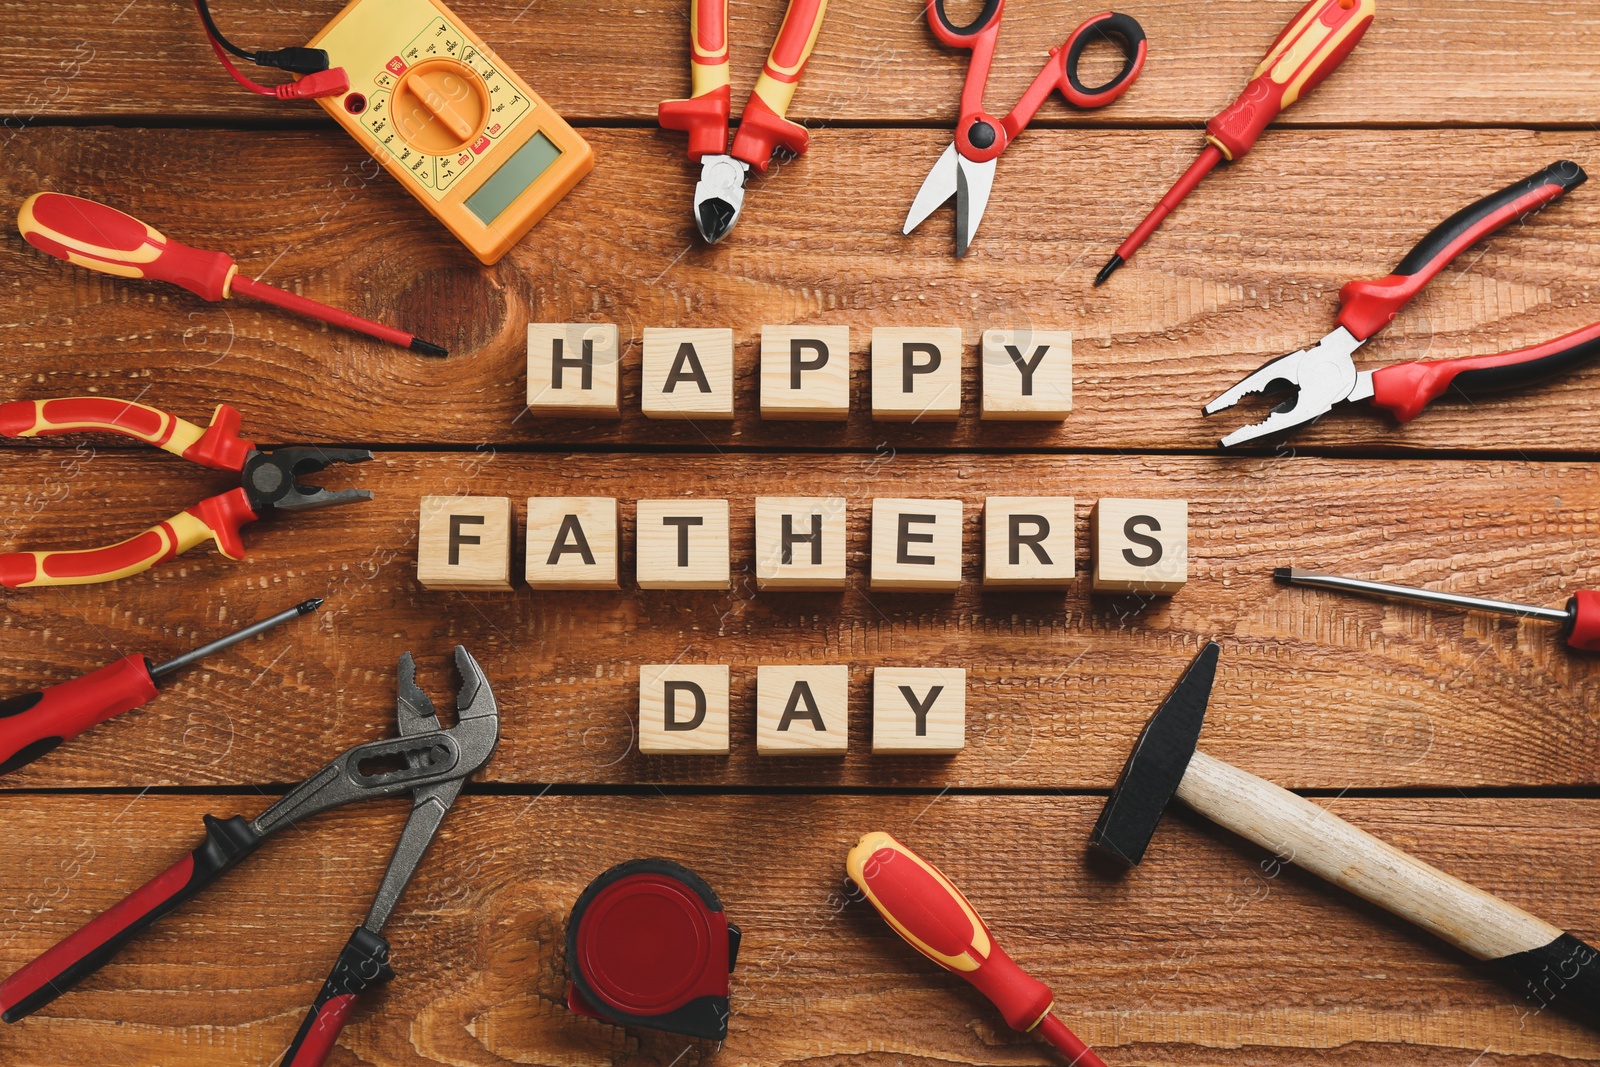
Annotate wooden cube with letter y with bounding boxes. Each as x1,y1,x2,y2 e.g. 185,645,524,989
639,664,730,755
1091,498,1188,595
980,328,1071,420
416,496,514,591
872,667,965,754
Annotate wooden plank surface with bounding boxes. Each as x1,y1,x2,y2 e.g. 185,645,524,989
0,795,1596,1067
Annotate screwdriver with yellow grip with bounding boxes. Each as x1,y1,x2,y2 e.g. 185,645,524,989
846,832,1108,1066
1095,0,1376,285
18,192,447,356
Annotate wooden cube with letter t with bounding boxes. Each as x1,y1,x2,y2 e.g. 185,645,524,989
754,497,847,590
756,665,849,755
639,664,730,754
872,667,965,754
870,498,963,591
870,327,962,421
641,328,735,420
525,497,619,589
636,499,731,589
983,497,1075,588
980,329,1071,420
760,325,850,420
1091,498,1188,595
416,496,514,591
526,323,620,418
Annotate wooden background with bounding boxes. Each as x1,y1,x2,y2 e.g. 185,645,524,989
2,1,1599,1063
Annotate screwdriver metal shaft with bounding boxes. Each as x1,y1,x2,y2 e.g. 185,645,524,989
1275,568,1570,623
151,598,324,679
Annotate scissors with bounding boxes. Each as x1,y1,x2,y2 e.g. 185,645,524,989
903,1,1147,256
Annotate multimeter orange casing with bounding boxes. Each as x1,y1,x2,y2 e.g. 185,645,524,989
307,0,593,264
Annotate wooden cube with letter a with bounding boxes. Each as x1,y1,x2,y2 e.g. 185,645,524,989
526,323,620,417
416,496,513,591
760,325,850,420
639,664,730,754
754,497,847,590
870,327,962,422
636,499,731,589
981,329,1071,420
983,497,1075,588
641,327,735,420
756,665,849,756
870,498,963,591
525,497,619,589
1091,498,1188,595
872,667,965,754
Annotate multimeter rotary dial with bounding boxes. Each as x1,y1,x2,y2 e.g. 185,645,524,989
391,58,489,154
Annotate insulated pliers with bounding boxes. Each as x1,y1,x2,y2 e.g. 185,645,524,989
0,397,371,587
1206,161,1600,447
0,647,500,1067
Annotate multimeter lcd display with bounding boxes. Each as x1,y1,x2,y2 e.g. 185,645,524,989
465,132,563,224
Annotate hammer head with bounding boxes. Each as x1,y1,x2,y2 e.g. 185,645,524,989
1089,642,1220,866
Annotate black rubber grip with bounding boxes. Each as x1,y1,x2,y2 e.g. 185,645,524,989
1497,932,1600,1023
282,927,393,1067
1392,161,1587,277
932,0,1002,38
1064,12,1146,99
1453,329,1600,396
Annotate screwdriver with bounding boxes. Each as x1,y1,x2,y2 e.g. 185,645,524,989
846,832,1108,1067
18,192,447,357
1094,0,1376,287
0,597,322,777
1277,568,1600,652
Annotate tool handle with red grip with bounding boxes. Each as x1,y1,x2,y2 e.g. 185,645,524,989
0,655,158,777
0,398,253,471
1369,319,1600,423
1564,592,1600,652
282,927,394,1067
18,192,237,302
1206,0,1374,161
659,0,733,159
0,815,261,1023
729,0,829,169
1338,161,1587,342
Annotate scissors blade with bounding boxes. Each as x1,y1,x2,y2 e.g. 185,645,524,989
954,156,997,258
904,143,959,236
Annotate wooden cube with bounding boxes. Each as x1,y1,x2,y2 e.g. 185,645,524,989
1091,499,1188,595
641,327,735,420
754,497,847,590
525,497,619,589
639,664,730,754
756,665,849,755
416,496,513,591
980,329,1071,420
871,667,965,754
526,323,620,418
983,497,1075,588
636,499,731,589
870,498,962,591
870,327,962,422
760,325,850,421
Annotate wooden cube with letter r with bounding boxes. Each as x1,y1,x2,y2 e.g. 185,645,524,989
1091,498,1188,595
416,496,513,591
871,667,965,754
639,664,730,754
983,496,1075,588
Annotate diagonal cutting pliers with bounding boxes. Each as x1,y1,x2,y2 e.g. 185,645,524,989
904,0,1147,257
0,397,371,587
1206,161,1600,447
659,0,831,244
0,647,500,1067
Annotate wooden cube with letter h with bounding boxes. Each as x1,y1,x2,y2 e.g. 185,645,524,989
417,496,513,591
1091,499,1188,595
871,667,965,754
760,325,850,420
639,664,730,754
984,497,1075,588
757,665,849,755
527,323,620,417
525,497,619,589
755,497,847,590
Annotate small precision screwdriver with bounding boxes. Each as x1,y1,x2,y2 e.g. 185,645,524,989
0,598,322,776
1095,0,1375,286
1277,568,1600,652
18,193,447,357
847,832,1108,1067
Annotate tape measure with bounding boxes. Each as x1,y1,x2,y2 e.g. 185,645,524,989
565,858,740,1040
307,0,593,264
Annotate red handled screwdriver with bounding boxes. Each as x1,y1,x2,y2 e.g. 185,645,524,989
1095,0,1376,286
847,832,1108,1066
18,193,447,357
0,597,322,776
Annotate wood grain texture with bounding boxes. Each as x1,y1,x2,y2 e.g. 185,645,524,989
0,453,1596,791
5,127,1600,454
0,794,1596,1067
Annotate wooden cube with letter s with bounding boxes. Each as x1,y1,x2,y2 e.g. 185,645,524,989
1091,498,1188,595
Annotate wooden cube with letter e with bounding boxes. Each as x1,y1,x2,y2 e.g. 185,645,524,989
983,496,1075,588
870,498,963,591
641,328,735,420
527,323,620,417
870,327,962,422
636,499,731,589
757,665,849,756
525,497,619,589
1091,498,1188,595
872,667,965,754
639,664,730,754
760,325,850,420
416,496,514,591
980,329,1071,420
754,497,847,590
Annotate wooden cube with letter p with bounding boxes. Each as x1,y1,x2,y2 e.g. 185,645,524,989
636,499,731,589
641,327,735,420
984,496,1075,588
639,664,730,754
757,665,849,755
416,496,513,591
981,329,1071,420
754,497,847,590
526,323,620,417
760,325,850,420
872,667,965,754
870,327,962,422
525,497,619,589
870,498,963,591
1091,498,1188,595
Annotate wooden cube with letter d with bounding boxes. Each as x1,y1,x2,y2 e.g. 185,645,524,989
639,664,730,754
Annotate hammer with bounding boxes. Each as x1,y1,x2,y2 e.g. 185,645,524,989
1090,641,1600,1021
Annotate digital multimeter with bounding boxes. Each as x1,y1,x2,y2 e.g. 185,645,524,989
308,0,593,264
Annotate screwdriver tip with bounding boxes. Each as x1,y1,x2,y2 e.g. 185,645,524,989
1272,568,1298,584
409,338,449,358
297,597,325,614
1093,255,1125,287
